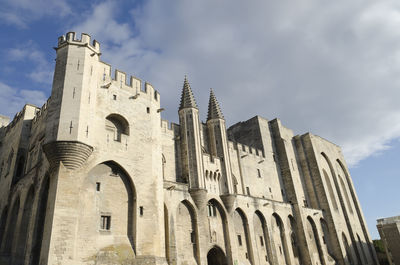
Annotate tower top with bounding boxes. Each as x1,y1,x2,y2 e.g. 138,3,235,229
57,32,100,54
207,88,224,120
179,76,198,110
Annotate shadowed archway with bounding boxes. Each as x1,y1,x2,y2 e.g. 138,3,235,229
207,246,227,265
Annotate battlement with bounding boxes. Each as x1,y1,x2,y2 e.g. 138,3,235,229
57,32,100,53
99,63,160,102
32,98,50,124
228,140,265,158
161,119,179,135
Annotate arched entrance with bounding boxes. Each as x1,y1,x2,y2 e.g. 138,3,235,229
207,246,227,265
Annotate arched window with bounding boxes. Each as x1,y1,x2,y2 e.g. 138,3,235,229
339,175,353,214
105,114,129,142
323,169,338,210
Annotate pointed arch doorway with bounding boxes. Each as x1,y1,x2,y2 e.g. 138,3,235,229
207,246,227,265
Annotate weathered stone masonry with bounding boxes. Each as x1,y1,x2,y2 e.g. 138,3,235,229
0,32,379,265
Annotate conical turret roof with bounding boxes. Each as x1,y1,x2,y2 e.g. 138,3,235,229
207,88,224,120
179,76,198,110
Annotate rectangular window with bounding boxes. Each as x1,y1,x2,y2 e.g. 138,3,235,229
96,182,101,191
113,94,117,100
237,235,242,246
207,204,217,217
245,253,248,259
260,236,264,246
257,169,262,178
147,107,150,113
246,187,250,196
100,215,111,230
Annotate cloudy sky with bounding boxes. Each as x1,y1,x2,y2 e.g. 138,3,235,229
0,0,398,238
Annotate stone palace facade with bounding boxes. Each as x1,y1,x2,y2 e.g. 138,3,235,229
0,32,379,265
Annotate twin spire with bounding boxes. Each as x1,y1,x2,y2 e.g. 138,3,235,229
179,76,224,120
179,76,198,110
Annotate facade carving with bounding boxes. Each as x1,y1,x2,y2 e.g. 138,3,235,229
0,32,379,265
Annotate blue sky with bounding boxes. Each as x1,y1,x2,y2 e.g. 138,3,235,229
0,0,399,239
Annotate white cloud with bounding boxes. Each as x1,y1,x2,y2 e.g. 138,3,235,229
7,43,53,84
0,82,46,118
0,0,71,28
69,0,400,167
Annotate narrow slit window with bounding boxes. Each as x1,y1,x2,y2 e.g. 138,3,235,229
139,206,144,216
260,236,264,246
96,182,101,191
237,234,242,246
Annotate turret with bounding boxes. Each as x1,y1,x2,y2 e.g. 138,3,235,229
178,77,207,208
206,89,235,210
43,32,99,169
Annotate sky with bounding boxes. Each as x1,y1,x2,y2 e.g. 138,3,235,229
0,0,399,239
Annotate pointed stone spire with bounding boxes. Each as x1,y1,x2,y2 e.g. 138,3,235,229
179,76,198,110
207,88,224,120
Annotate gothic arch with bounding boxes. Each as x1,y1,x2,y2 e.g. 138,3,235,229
15,185,35,263
207,199,230,262
82,161,137,257
253,211,273,264
306,216,325,265
106,113,130,142
320,218,336,261
176,200,199,265
3,195,20,255
288,215,302,264
342,233,354,265
234,208,253,265
356,233,368,264
207,245,227,265
272,213,290,265
336,159,377,265
30,175,50,265
322,169,338,211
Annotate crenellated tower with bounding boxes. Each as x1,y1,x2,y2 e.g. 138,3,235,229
44,32,100,169
178,77,206,207
206,89,235,210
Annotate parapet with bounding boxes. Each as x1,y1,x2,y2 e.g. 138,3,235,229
229,140,265,158
57,32,100,54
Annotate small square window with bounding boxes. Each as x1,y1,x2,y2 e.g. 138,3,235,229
96,182,101,191
100,215,111,230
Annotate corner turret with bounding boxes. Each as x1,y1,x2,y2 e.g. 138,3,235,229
178,77,206,208
207,88,224,121
206,89,235,206
44,32,100,169
179,76,198,110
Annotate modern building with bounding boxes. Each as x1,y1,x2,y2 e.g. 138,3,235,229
0,32,379,265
